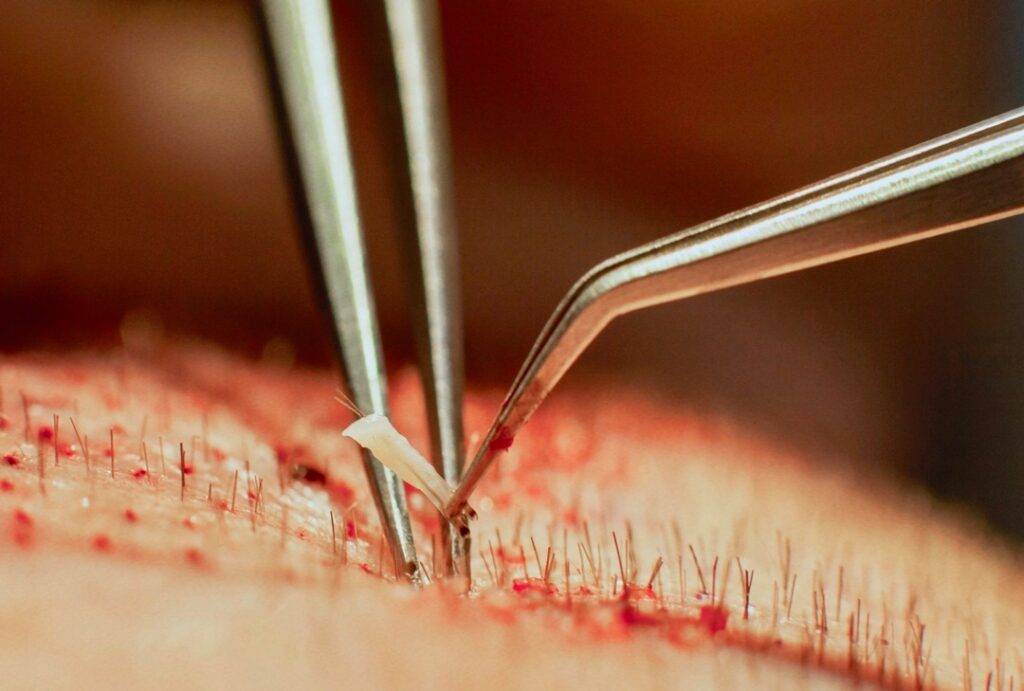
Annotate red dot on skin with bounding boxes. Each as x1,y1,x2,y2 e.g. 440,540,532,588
131,468,148,479
0,416,9,430
329,480,354,507
123,508,138,523
622,584,657,602
185,548,204,566
698,605,729,634
13,509,33,526
345,520,357,539
91,534,112,552
0,479,14,492
511,578,557,596
212,448,227,462
182,517,196,530
181,464,194,476
619,605,661,628
4,454,19,467
36,426,54,443
561,507,581,527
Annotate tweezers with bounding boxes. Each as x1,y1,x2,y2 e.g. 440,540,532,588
256,0,464,581
446,105,1024,521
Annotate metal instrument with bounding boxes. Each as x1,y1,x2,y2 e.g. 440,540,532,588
256,0,464,580
446,106,1024,522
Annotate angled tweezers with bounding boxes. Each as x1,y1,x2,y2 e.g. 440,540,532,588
257,0,463,581
446,106,1024,520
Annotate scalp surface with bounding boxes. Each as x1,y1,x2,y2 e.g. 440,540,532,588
0,342,1020,690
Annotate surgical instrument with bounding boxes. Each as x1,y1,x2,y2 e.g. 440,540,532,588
446,105,1024,522
256,0,464,580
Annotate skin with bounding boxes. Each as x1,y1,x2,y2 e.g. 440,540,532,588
0,339,1021,690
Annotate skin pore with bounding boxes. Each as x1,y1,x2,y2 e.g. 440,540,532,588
0,337,1021,690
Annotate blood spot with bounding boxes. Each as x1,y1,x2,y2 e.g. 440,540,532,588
181,464,194,475
91,534,112,552
36,426,53,443
131,468,148,479
699,605,729,634
11,509,33,547
184,548,204,566
619,605,661,628
622,584,657,602
0,479,13,492
488,426,515,453
561,506,581,527
511,577,557,596
123,508,138,523
4,454,19,467
328,480,355,507
0,415,8,430
182,516,196,530
345,520,357,539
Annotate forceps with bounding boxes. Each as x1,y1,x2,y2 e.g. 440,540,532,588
256,0,464,580
446,106,1024,522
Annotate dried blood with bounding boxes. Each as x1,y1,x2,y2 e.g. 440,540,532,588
699,605,729,634
488,426,515,453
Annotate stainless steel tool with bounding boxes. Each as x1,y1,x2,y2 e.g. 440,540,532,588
257,0,464,580
446,106,1024,523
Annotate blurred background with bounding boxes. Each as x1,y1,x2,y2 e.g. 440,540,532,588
2,1,1023,536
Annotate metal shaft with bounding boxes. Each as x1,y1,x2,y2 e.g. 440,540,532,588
368,0,467,576
256,0,419,579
